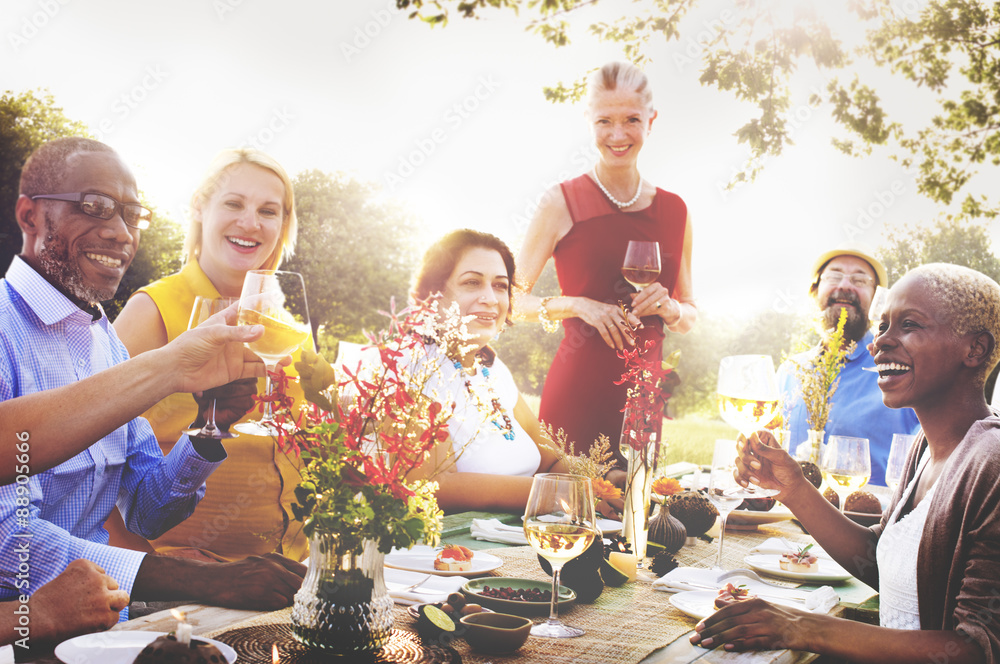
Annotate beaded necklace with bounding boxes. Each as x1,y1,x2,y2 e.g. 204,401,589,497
452,359,516,441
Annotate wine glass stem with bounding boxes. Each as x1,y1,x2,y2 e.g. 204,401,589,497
547,563,563,624
260,363,276,423
715,513,729,569
202,399,220,435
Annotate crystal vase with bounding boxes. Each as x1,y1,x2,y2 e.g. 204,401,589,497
805,428,824,464
291,534,394,653
620,402,659,563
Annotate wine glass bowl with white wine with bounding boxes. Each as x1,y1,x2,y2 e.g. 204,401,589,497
621,240,661,291
717,355,782,495
523,474,598,639
821,435,871,512
235,270,311,436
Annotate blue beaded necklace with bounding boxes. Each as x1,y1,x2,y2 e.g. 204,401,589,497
452,359,516,441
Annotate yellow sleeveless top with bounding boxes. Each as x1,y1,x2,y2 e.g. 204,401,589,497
138,261,309,562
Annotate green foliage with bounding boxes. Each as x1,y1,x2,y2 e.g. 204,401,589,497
877,217,1000,286
492,261,561,393
0,89,92,272
106,210,184,320
283,170,419,342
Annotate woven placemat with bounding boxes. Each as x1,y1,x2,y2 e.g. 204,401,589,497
209,621,460,664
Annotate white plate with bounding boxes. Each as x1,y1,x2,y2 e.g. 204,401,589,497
744,553,852,582
384,567,468,605
727,503,795,527
384,545,503,576
55,631,236,664
669,590,803,621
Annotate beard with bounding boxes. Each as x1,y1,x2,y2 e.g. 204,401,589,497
822,289,870,343
37,212,118,305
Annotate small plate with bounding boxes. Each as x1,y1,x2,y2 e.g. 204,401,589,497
55,631,236,664
668,590,803,621
727,503,794,527
385,545,503,577
462,577,575,616
744,553,852,583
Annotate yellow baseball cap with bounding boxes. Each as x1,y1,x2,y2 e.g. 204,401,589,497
809,244,888,292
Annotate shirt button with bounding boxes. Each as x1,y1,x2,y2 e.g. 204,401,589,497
78,359,85,366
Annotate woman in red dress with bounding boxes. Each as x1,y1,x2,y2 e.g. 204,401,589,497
517,61,696,477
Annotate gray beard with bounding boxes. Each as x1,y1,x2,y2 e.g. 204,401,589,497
37,214,117,305
822,303,869,344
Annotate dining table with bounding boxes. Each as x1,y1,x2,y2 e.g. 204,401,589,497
24,505,880,664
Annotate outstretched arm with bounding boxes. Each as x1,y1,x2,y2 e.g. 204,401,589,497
1,315,265,482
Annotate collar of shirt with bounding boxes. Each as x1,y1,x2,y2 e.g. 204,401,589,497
6,256,105,326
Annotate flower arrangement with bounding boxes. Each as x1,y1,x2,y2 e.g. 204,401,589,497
790,307,856,432
270,300,483,555
543,427,622,505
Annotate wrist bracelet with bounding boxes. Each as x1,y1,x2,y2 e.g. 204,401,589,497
538,296,560,333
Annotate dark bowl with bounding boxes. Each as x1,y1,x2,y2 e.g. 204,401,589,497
459,612,532,654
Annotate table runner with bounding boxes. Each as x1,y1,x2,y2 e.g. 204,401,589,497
205,522,816,664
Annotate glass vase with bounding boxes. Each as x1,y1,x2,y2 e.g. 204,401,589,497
620,399,659,564
806,428,824,464
291,534,394,653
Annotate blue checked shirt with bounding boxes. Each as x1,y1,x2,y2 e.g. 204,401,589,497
0,257,224,618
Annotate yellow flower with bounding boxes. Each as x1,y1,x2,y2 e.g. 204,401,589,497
652,477,682,497
592,477,622,502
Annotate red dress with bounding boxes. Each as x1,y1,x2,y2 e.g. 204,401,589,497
538,174,688,464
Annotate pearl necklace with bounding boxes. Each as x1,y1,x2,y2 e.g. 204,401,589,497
452,360,516,441
593,168,642,209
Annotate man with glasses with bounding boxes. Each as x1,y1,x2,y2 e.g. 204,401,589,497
776,244,920,486
0,137,306,633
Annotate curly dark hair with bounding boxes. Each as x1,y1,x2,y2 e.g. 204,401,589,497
19,137,116,198
411,229,517,324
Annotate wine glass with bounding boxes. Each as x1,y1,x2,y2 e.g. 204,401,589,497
622,240,661,291
717,355,781,495
821,435,871,512
706,439,774,570
884,433,914,490
523,474,599,638
183,296,240,439
234,270,312,436
869,285,890,327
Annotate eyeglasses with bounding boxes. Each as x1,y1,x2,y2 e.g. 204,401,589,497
31,193,152,230
819,271,875,288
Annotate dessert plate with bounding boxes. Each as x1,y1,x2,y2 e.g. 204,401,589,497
55,631,236,664
384,545,503,577
744,553,852,582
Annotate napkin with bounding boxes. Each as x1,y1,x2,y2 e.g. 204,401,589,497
748,537,831,559
651,567,839,613
470,518,528,546
384,568,468,606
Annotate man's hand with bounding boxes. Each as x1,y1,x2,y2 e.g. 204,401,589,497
191,378,259,431
30,560,130,641
205,554,307,611
165,305,267,394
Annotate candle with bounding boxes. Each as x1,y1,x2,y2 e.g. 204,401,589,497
170,609,192,645
272,643,280,663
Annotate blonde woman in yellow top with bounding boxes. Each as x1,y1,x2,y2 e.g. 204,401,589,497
106,148,308,563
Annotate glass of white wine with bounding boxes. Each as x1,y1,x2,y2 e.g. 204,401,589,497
884,433,915,490
821,435,871,512
234,270,311,436
523,474,599,639
621,240,661,291
717,355,781,495
183,296,239,439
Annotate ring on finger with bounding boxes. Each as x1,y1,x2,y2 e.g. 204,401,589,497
656,301,662,309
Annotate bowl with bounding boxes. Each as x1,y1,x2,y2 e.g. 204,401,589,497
459,612,532,654
462,577,575,616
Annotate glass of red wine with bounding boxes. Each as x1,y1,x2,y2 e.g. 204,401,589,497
622,240,661,292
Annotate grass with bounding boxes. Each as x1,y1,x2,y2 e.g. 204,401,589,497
522,393,738,469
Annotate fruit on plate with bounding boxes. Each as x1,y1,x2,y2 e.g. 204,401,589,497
416,604,457,640
537,537,604,602
434,544,474,571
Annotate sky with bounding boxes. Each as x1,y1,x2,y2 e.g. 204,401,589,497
4,0,992,320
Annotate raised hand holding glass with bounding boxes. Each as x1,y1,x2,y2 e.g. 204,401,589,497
183,296,240,439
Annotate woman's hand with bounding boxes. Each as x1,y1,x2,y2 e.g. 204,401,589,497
630,283,680,324
572,297,641,350
689,597,817,652
735,431,808,503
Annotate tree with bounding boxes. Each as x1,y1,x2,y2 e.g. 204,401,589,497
877,217,1000,285
0,89,92,272
283,170,420,348
399,0,1000,217
105,212,185,320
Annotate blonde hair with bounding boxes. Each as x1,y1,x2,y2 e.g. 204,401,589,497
184,148,297,270
586,61,654,112
906,263,1000,381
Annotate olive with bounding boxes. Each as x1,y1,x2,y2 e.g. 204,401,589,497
460,603,483,615
447,592,466,609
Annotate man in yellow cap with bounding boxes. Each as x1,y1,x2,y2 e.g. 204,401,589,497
776,244,919,486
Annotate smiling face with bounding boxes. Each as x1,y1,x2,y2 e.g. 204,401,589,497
815,255,877,343
587,88,656,166
20,151,140,307
870,274,968,411
439,247,511,351
194,163,285,292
